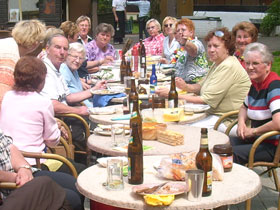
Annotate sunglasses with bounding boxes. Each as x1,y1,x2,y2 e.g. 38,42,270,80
214,30,224,38
164,24,173,28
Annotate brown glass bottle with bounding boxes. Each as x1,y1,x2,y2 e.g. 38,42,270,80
128,122,143,184
120,55,126,84
126,60,133,77
129,99,142,139
139,40,146,78
195,128,212,197
168,74,178,108
128,77,138,113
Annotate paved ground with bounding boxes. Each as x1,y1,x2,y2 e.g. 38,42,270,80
113,34,280,53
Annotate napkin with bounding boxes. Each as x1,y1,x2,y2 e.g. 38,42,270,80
93,93,126,107
111,114,131,121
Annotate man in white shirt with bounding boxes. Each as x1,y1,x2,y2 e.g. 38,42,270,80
112,0,126,44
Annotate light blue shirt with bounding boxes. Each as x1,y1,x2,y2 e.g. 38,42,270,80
60,63,93,108
126,0,150,17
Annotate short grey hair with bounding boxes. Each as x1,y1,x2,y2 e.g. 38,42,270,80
46,33,67,47
68,42,86,58
244,42,274,64
95,23,115,37
146,18,161,31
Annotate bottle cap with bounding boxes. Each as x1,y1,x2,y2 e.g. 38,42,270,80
213,144,232,154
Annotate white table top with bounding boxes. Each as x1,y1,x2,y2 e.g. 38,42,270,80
87,125,229,156
77,156,262,210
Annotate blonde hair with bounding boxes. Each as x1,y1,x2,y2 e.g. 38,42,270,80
146,19,161,31
12,19,46,47
162,16,177,36
60,21,79,39
76,15,91,28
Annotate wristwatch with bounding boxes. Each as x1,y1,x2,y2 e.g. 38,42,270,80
18,165,40,173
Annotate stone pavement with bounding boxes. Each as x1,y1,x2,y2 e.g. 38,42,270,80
112,34,280,53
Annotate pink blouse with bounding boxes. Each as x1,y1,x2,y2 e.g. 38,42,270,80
135,33,165,56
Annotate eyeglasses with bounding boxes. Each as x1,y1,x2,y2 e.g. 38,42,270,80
245,61,266,67
147,26,155,31
79,24,89,28
164,24,173,28
68,54,84,61
214,31,224,38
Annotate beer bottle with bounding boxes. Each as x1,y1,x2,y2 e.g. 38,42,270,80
120,55,126,84
129,99,142,139
168,74,178,108
150,64,157,94
128,77,138,113
196,128,212,197
128,122,143,184
126,60,133,77
139,40,146,78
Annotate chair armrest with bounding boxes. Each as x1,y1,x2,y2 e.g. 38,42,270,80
213,110,239,131
248,131,280,168
0,182,17,189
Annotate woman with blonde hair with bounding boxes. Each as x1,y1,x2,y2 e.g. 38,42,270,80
160,16,180,64
60,21,80,43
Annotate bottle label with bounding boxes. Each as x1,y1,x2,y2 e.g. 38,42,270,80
131,111,137,119
141,57,145,63
140,67,145,78
150,84,155,94
201,137,208,145
220,155,233,169
168,100,175,108
129,136,133,144
129,102,133,113
206,171,212,191
127,157,131,179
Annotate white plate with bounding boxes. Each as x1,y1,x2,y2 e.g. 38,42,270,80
89,107,116,115
99,65,114,70
91,89,121,95
97,156,128,167
94,127,130,136
181,103,210,113
132,182,187,195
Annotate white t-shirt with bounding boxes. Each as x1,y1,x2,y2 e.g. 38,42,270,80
112,0,126,11
40,57,70,104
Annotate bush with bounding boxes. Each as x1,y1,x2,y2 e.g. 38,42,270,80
260,0,280,36
98,0,112,14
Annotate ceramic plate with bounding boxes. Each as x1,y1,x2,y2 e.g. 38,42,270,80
132,182,187,195
90,89,121,95
89,107,116,115
94,126,130,136
97,156,128,167
181,103,210,113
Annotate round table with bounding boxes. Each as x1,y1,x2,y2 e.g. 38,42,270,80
88,125,229,156
77,156,262,210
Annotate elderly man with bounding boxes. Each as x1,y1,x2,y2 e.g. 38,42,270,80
40,34,105,160
0,20,46,108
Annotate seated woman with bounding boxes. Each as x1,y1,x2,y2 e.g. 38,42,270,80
0,130,84,210
230,43,280,165
134,18,165,56
159,16,180,64
0,56,86,174
171,18,208,83
60,20,80,43
76,15,93,46
156,28,251,129
232,21,258,68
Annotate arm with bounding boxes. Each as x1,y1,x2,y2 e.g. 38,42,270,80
237,104,248,139
175,77,201,95
52,100,89,116
112,7,118,22
183,41,198,57
178,94,205,104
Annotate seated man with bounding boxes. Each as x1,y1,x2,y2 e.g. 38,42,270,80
40,34,105,160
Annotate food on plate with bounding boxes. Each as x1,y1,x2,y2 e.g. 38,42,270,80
133,182,187,195
163,108,184,122
142,122,167,140
143,194,175,206
157,130,184,146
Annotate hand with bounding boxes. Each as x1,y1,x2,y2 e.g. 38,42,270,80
57,121,69,140
159,58,168,64
115,17,119,22
77,106,89,116
16,168,33,187
175,77,187,91
101,56,114,65
155,87,169,98
81,80,91,90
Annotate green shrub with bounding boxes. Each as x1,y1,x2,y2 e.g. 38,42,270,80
260,0,280,36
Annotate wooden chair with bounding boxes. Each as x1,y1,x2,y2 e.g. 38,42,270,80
213,110,239,135
55,113,91,165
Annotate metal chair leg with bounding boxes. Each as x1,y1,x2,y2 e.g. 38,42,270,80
272,168,280,192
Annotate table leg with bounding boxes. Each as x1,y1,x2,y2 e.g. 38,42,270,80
90,200,130,210
246,199,251,210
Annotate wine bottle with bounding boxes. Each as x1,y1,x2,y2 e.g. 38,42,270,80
195,128,212,197
168,74,178,108
139,39,146,78
126,60,133,77
128,122,143,184
129,98,142,139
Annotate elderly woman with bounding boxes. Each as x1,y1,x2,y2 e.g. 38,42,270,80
171,18,208,83
157,27,251,128
0,56,86,175
160,16,180,64
60,42,106,108
60,21,80,43
232,21,258,68
136,18,165,56
231,43,280,165
76,15,93,46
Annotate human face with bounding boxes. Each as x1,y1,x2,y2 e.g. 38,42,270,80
164,20,175,36
147,22,159,37
96,32,111,48
68,33,79,43
207,36,229,65
66,50,85,71
78,20,90,38
175,24,193,45
46,36,69,70
235,30,253,53
245,51,271,83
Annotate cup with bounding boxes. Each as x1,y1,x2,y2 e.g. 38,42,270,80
185,169,204,202
111,124,126,147
106,158,124,190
